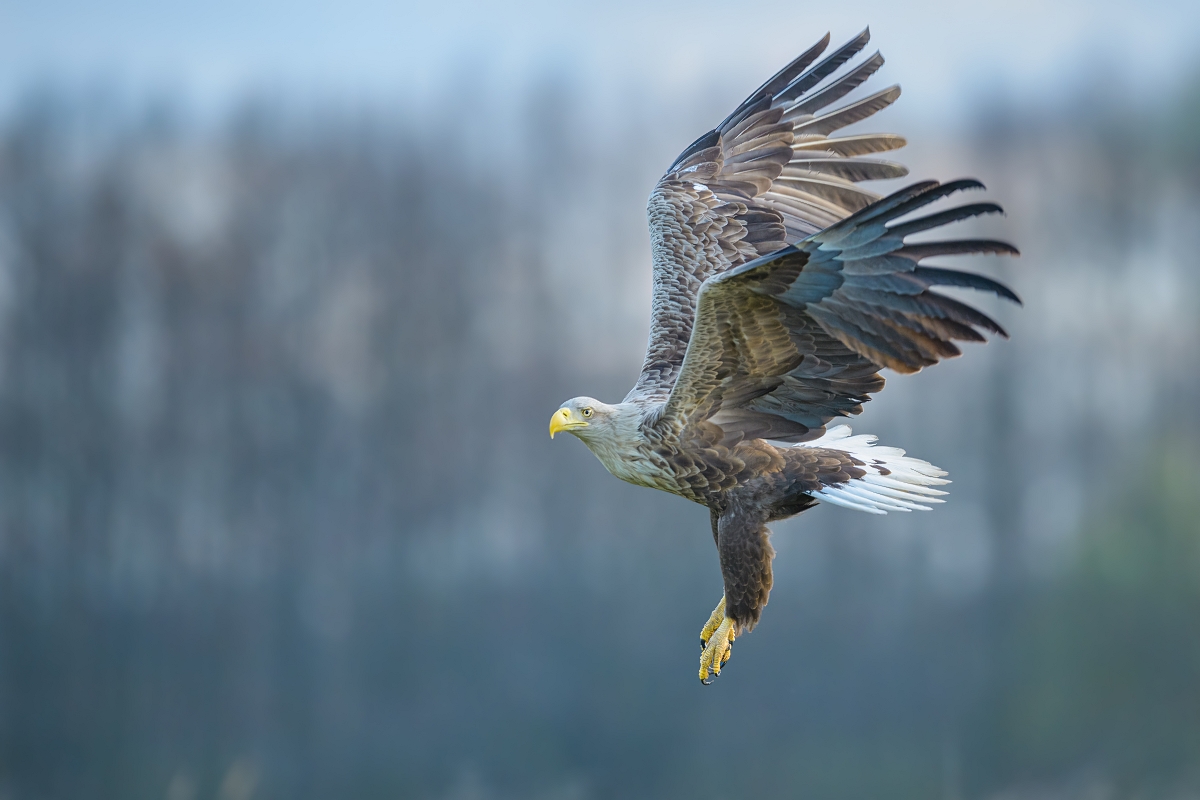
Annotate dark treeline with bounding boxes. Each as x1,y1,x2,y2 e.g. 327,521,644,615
0,77,1197,800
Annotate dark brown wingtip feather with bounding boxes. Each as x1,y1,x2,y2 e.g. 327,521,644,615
786,51,887,118
885,202,1004,238
719,33,833,132
667,130,721,173
757,32,833,100
921,291,1009,338
774,28,874,105
902,239,1021,260
912,266,1023,305
849,178,986,229
809,180,938,246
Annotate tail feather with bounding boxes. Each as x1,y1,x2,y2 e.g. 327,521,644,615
800,425,949,515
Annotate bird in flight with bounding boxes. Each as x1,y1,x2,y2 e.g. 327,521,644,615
549,29,1019,684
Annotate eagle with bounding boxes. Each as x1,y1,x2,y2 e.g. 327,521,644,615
549,29,1019,684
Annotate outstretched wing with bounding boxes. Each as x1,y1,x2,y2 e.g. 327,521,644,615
628,29,909,402
657,180,1020,443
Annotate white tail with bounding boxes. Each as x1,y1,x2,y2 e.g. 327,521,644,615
798,425,950,515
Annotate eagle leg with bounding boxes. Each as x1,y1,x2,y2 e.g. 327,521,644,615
698,503,775,684
717,502,775,630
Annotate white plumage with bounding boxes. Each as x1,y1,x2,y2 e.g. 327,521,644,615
800,425,950,515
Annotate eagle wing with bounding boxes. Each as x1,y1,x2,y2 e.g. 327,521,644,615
657,179,1021,443
627,29,910,402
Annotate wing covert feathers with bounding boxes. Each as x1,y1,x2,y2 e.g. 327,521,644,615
659,179,1019,443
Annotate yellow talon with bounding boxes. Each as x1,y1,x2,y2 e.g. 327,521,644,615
699,614,735,685
699,595,725,649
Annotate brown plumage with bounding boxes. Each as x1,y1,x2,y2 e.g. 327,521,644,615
549,29,1019,684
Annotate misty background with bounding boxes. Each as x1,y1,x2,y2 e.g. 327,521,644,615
0,2,1198,798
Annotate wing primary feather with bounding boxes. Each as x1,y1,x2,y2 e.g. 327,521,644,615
823,179,982,238
900,239,1021,260
719,33,833,132
667,129,721,173
722,103,784,143
782,159,908,183
859,309,960,362
840,298,965,359
807,302,921,366
787,85,902,131
792,133,908,156
920,292,1009,338
773,175,881,211
862,179,987,224
837,288,985,344
912,266,1022,304
885,202,1003,238
785,51,886,117
774,28,872,104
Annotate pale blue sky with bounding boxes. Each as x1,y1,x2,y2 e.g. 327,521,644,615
2,0,1198,122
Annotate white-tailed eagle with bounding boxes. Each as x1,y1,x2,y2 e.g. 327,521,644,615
549,29,1019,684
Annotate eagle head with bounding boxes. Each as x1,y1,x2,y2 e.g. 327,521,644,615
549,397,618,441
550,398,659,487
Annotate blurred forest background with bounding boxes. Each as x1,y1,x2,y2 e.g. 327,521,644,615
1,4,1200,799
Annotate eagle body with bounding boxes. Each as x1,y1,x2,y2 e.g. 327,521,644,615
550,29,1019,683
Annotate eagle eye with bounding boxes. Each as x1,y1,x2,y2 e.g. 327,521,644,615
582,407,593,418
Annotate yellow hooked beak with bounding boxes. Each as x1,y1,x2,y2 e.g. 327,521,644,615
549,407,588,438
